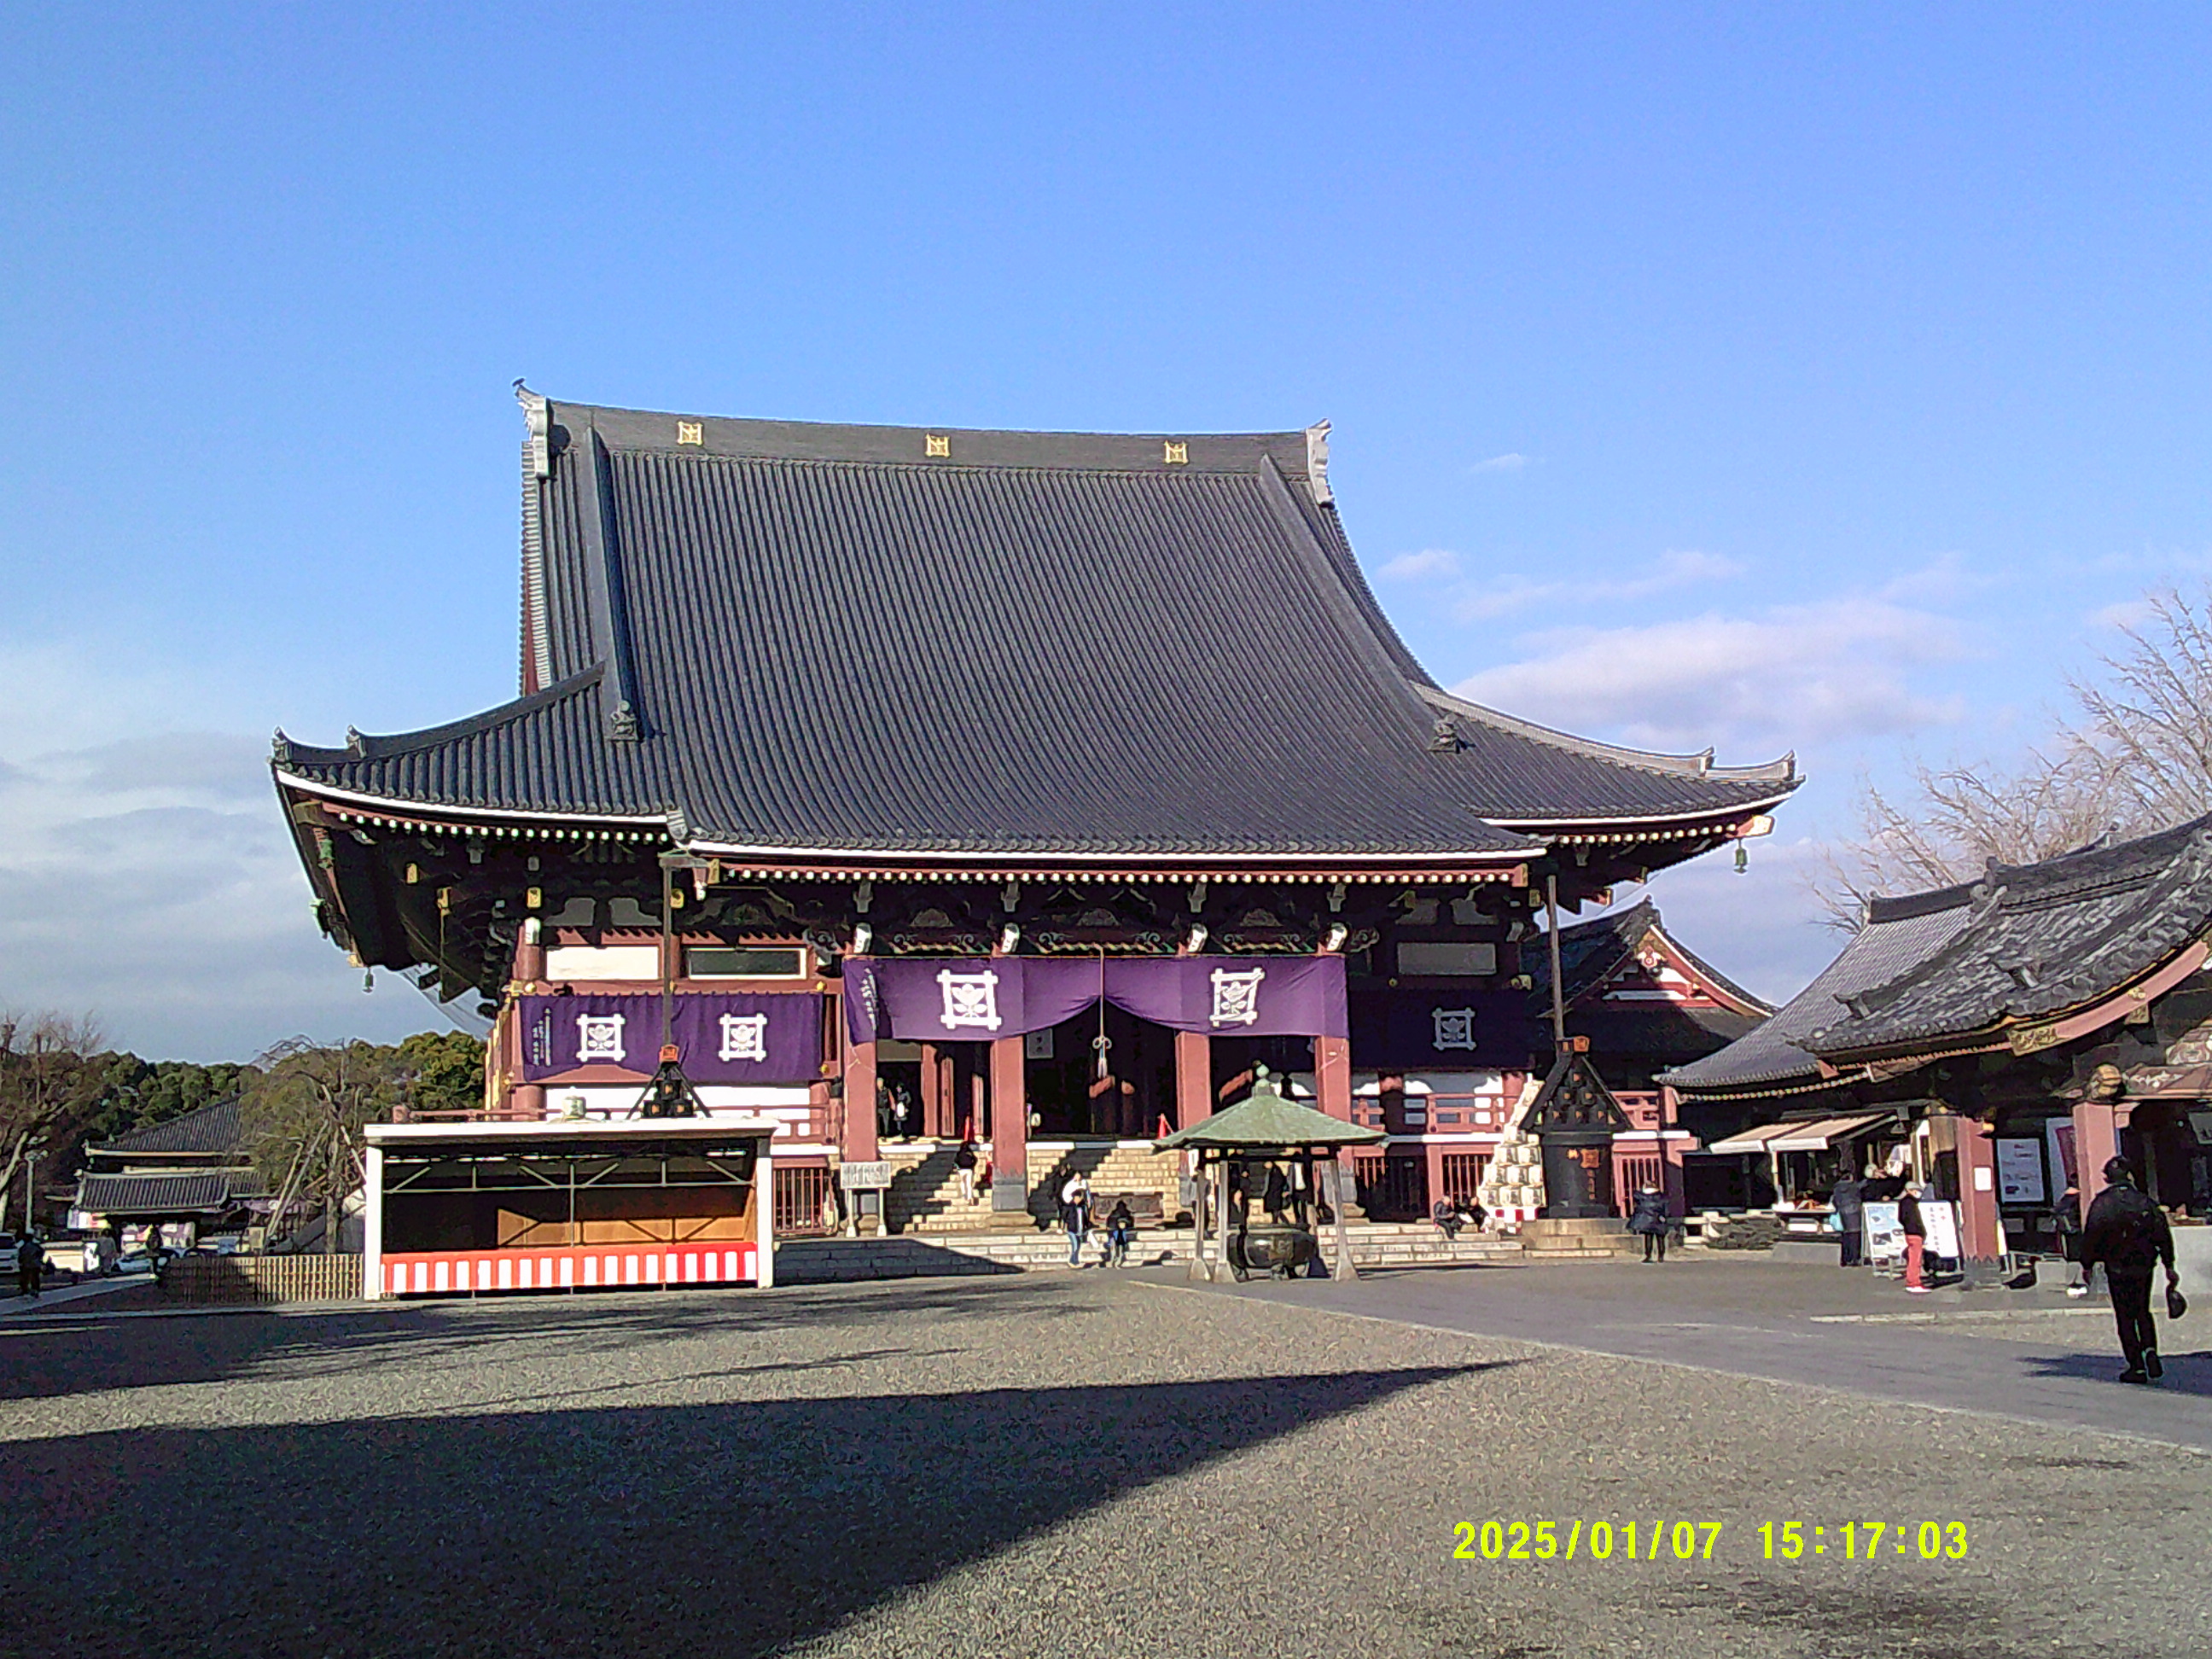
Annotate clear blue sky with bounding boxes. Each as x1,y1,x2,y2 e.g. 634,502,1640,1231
5,5,2211,1059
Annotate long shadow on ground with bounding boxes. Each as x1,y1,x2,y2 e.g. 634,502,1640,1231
0,1357,1489,1657
0,1278,1086,1405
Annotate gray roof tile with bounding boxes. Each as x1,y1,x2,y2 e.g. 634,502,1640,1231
92,1097,247,1158
277,399,1797,860
1663,886,1976,1092
1808,816,2212,1056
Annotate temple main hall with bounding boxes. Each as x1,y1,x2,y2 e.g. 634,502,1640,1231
274,390,1796,1261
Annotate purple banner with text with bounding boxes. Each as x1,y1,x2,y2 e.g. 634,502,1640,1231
518,993,824,1085
841,956,1348,1045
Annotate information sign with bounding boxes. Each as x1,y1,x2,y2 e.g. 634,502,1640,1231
1994,1137,2046,1205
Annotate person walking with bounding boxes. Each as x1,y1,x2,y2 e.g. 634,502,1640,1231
15,1230,44,1300
1059,1173,1091,1266
1831,1173,1866,1267
954,1138,981,1206
2055,1179,2088,1296
2079,1157,2180,1384
1104,1198,1134,1268
1627,1185,1671,1262
1900,1184,1930,1294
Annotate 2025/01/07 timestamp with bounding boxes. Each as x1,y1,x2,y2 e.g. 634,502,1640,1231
1451,1521,1967,1563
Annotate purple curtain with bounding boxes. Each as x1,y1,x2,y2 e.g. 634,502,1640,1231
517,993,824,1085
1347,987,1536,1069
843,956,1348,1045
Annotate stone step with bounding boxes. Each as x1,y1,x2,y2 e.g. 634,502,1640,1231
777,1228,1540,1283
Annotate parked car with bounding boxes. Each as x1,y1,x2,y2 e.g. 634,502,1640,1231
114,1247,180,1278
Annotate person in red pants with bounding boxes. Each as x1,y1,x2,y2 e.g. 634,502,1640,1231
1900,1184,1929,1294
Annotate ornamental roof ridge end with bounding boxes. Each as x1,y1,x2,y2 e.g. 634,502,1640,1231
1417,685,1800,789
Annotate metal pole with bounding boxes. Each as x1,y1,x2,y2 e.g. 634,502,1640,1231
660,861,677,1051
1545,874,1568,1050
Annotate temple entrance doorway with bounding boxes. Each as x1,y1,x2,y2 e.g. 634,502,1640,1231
1024,1004,1176,1138
1210,1035,1318,1111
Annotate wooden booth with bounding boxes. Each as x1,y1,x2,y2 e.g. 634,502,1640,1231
364,1119,775,1299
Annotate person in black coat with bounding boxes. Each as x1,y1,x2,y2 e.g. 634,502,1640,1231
2079,1158,2180,1384
1831,1174,1866,1267
1627,1186,1672,1263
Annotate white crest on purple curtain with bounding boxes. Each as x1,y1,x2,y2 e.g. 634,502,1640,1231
1208,965,1266,1027
577,1012,627,1063
719,1012,770,1063
1432,1008,1478,1051
936,968,1003,1033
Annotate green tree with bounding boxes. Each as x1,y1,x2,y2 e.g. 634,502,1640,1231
396,1029,487,1117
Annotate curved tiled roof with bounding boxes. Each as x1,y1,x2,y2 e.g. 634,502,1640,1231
74,1170,262,1215
276,396,1796,861
1807,816,2212,1057
1662,884,1976,1094
93,1097,247,1158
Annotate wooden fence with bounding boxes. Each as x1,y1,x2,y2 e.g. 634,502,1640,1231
160,1254,363,1304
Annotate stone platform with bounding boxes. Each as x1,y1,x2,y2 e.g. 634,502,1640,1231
778,1222,1580,1284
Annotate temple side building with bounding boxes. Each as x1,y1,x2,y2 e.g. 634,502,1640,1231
1668,819,2212,1264
275,392,1796,1280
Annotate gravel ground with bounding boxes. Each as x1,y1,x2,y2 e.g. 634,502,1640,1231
1,1273,2204,1659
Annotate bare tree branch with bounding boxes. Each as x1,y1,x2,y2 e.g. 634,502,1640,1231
1817,581,2212,927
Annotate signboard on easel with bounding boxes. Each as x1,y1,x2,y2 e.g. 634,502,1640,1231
1864,1202,1904,1266
1919,1199,1961,1263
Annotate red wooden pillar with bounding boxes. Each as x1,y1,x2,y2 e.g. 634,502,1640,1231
1315,1035,1353,1122
990,1036,1027,1209
2076,1099,2122,1210
1957,1117,2004,1264
843,1033,879,1164
919,1041,946,1139
1174,1031,1211,1132
1315,1033,1364,1221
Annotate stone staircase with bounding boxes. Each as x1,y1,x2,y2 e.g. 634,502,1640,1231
1517,1216,1644,1260
881,1144,997,1234
878,1141,1190,1235
1023,1143,1188,1225
778,1220,1535,1283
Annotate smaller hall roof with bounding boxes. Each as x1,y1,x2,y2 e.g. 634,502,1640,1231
75,1169,263,1217
1809,814,2212,1057
1530,898,1770,1016
91,1097,247,1160
1663,884,1976,1096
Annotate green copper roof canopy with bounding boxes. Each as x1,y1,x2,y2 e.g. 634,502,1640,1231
1153,1065,1384,1152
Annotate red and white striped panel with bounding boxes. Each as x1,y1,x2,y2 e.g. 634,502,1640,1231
381,1243,760,1297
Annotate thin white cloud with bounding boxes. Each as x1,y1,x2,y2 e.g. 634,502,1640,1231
2090,598,2157,631
0,642,434,1060
1454,597,1970,753
1470,452,1529,473
1877,551,1997,606
1448,546,1744,621
1378,547,1463,581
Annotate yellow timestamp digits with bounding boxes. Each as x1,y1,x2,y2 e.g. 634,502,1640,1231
1452,1520,1723,1562
1757,1522,1967,1561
